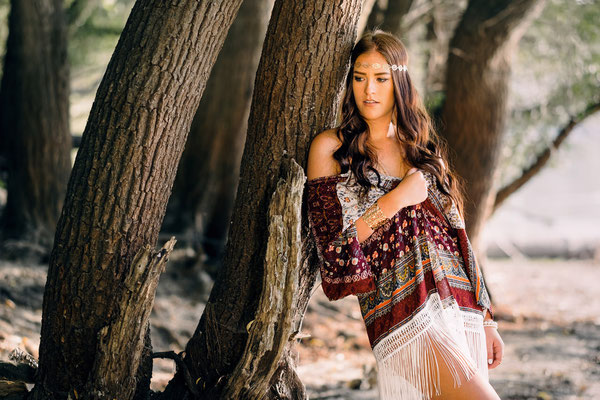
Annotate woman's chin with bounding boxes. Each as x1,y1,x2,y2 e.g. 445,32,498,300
359,111,386,121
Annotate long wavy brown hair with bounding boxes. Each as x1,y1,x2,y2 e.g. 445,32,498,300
333,29,464,216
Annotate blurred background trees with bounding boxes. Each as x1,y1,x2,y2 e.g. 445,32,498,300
0,0,70,250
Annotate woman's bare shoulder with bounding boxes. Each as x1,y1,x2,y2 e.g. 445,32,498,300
306,128,343,181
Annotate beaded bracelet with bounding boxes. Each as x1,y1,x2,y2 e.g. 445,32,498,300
362,201,388,231
483,320,498,329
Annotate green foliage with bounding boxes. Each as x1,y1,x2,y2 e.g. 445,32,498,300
0,0,133,77
68,0,134,68
500,0,600,185
0,0,10,80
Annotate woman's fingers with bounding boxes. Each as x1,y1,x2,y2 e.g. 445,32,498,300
487,330,504,369
491,336,504,369
486,331,494,369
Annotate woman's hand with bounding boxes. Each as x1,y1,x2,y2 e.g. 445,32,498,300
394,167,428,208
485,326,504,369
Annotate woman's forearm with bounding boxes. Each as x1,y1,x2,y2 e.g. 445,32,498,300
356,187,407,243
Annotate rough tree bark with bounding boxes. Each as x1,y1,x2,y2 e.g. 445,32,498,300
30,2,243,399
441,0,546,250
162,0,273,260
0,0,70,249
161,1,364,398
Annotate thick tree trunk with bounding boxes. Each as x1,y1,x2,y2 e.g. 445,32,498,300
162,0,273,260
441,0,545,250
31,2,243,399
0,0,70,249
163,1,363,398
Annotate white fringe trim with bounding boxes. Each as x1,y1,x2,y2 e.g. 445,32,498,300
372,293,488,399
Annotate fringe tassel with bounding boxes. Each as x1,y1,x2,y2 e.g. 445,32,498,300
463,312,489,382
372,293,487,399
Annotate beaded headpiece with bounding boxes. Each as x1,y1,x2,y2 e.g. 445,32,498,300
354,61,408,72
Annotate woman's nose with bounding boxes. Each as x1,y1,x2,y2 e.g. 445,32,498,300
365,79,376,94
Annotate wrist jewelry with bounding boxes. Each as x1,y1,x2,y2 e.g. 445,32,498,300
363,201,388,231
483,320,498,329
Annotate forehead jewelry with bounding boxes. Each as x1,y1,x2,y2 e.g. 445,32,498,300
354,61,408,72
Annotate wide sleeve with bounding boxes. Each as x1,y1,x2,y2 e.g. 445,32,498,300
305,176,377,300
423,172,494,319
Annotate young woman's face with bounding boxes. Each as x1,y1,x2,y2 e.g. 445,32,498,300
352,50,396,123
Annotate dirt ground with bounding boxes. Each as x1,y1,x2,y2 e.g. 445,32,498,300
1,255,599,400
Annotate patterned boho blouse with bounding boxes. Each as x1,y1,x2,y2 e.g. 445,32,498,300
305,168,494,399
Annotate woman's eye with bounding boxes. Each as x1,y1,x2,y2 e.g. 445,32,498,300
377,78,388,82
353,76,364,82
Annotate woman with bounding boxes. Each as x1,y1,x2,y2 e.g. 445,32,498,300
305,30,504,399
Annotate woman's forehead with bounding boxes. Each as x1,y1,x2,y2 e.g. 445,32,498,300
355,50,386,63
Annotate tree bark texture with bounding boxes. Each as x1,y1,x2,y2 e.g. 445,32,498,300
221,158,305,399
32,1,243,399
169,1,364,398
441,0,545,249
162,0,273,260
0,0,70,248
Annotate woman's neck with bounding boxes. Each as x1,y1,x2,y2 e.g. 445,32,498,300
366,118,395,144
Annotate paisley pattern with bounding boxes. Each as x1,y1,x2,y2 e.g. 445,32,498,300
305,169,493,348
336,169,400,232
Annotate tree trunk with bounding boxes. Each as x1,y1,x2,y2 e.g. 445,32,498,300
30,2,243,399
441,0,545,250
162,0,273,261
366,0,415,35
163,1,364,398
423,0,466,95
0,0,70,249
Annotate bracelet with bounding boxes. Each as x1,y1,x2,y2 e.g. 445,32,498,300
483,320,498,329
362,201,388,231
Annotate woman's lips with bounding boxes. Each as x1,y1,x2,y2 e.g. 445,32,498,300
364,100,379,106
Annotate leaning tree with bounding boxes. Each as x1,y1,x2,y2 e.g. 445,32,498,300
161,0,364,398
27,2,245,399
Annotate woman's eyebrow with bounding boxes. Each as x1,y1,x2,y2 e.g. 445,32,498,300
353,70,391,76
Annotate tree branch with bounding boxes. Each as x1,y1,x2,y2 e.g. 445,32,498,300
67,0,101,35
493,101,600,212
402,1,434,34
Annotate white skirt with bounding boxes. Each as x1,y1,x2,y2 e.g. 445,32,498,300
372,292,488,400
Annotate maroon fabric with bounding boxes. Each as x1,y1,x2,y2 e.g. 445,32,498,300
305,173,494,347
305,174,377,299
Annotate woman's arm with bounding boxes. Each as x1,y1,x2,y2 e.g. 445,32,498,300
355,169,428,243
307,130,429,244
